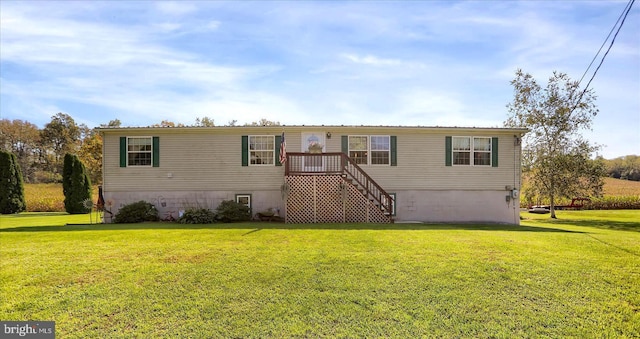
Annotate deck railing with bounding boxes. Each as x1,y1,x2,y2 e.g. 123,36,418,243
285,152,393,215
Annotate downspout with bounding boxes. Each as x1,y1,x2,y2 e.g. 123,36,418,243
514,134,522,225
99,130,113,222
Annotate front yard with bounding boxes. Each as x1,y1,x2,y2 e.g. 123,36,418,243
1,211,638,337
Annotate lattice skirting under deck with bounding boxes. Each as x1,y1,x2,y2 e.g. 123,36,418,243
284,175,390,223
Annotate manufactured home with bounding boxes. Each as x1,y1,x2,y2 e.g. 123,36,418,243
98,125,527,224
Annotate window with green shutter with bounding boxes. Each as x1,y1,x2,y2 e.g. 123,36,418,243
242,135,277,166
341,135,396,166
120,136,159,167
446,136,498,167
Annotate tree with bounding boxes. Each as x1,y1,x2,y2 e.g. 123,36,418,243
100,119,122,128
194,117,215,127
40,113,81,175
0,150,26,214
0,119,41,182
62,153,92,214
244,119,281,126
150,120,184,128
77,131,103,184
505,69,605,218
604,155,640,181
62,153,74,199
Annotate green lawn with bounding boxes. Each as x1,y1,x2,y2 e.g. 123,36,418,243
1,211,638,338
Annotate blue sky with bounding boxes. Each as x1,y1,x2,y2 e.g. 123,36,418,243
1,1,638,158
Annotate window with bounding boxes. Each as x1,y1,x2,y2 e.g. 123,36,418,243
349,136,368,164
452,136,492,166
473,137,491,166
452,137,471,165
249,136,275,165
383,193,396,216
371,136,390,165
120,136,159,167
348,135,391,165
235,194,252,214
128,137,152,166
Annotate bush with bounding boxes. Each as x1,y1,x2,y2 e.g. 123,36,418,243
215,200,251,222
0,150,26,214
114,201,159,223
178,208,217,224
63,154,92,214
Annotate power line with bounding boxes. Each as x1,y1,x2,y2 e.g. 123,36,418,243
577,0,634,86
571,0,635,113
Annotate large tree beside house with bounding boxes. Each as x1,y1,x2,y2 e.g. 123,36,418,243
504,69,605,218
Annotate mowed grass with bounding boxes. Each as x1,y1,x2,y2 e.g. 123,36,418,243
1,212,639,338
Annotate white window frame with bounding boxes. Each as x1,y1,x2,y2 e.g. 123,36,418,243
127,136,153,167
383,193,396,216
348,135,369,165
249,135,275,166
370,135,391,166
235,194,252,214
348,135,391,166
473,137,492,166
452,136,492,166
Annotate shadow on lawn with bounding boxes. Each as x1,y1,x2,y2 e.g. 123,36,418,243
545,219,639,232
0,222,584,233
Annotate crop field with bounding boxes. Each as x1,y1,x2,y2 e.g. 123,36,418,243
603,177,640,196
23,184,98,212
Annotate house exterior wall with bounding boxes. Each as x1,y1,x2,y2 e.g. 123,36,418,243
100,126,525,224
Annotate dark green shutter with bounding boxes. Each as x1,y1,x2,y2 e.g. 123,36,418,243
445,136,452,166
341,136,348,154
275,135,282,166
120,137,127,167
492,137,498,167
390,136,397,166
241,136,249,166
152,137,160,167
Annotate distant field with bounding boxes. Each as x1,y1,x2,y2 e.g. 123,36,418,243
24,183,98,212
603,177,640,196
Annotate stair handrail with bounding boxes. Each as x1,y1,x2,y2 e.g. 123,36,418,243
283,152,393,216
339,153,393,216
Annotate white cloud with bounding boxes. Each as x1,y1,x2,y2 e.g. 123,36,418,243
155,2,197,16
342,54,401,66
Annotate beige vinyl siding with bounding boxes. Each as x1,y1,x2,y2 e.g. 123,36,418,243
104,130,286,192
323,128,520,191
102,126,523,193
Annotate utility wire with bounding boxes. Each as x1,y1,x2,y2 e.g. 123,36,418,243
571,0,635,113
577,0,634,86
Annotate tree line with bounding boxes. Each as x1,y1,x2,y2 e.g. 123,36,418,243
0,114,280,185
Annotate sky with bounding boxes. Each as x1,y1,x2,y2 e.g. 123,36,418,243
1,1,638,158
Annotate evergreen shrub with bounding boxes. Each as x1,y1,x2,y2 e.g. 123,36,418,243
215,200,251,222
62,154,92,214
0,150,27,214
114,201,159,223
178,208,217,224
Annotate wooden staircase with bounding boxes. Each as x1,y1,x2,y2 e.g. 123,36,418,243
284,152,393,223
